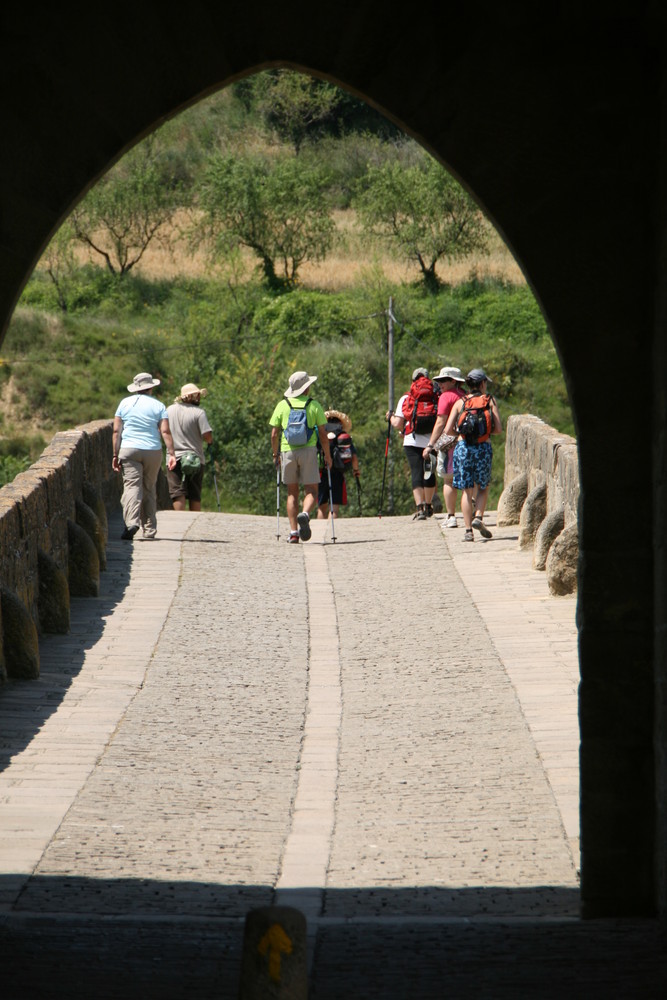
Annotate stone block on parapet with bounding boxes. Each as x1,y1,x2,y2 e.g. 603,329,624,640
37,549,70,634
518,481,547,549
497,470,528,526
534,509,565,571
546,523,579,595
1,587,39,679
67,518,99,598
76,497,106,570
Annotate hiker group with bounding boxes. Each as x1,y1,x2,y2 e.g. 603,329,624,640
112,374,213,541
270,364,500,544
111,362,499,545
390,364,502,541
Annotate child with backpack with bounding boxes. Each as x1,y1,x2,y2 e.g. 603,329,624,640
387,367,440,520
443,368,502,541
317,409,361,519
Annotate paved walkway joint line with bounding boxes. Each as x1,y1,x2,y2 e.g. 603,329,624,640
275,524,341,923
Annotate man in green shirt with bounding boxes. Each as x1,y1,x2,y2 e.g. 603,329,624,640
270,370,332,543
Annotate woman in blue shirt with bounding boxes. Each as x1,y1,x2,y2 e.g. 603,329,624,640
112,372,177,540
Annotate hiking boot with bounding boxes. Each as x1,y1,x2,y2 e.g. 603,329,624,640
463,528,474,542
288,532,300,543
121,524,139,540
472,516,492,538
297,511,312,541
425,503,434,517
413,505,427,520
445,514,458,528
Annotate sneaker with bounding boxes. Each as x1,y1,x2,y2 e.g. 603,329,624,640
425,503,434,518
472,517,492,538
413,507,427,521
445,515,458,528
297,511,312,541
120,524,139,540
288,532,300,544
463,529,474,542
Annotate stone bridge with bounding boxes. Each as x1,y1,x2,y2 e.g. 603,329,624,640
0,0,666,950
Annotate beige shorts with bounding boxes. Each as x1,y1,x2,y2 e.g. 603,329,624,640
281,447,319,485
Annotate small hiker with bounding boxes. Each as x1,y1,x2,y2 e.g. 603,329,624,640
166,382,213,512
269,370,332,543
443,368,502,541
317,409,361,519
423,366,467,528
387,367,439,520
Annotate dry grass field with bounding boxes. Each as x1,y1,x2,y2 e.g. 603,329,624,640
73,208,526,289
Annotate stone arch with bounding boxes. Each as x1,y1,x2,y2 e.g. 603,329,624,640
0,7,664,921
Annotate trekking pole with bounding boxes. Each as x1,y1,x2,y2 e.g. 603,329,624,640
326,463,337,543
378,414,392,517
208,446,221,511
275,462,281,541
355,473,363,516
213,468,221,512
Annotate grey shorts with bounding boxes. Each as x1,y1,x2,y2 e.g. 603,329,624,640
281,446,319,485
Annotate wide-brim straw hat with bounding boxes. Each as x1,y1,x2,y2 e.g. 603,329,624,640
127,372,161,393
325,409,352,432
285,370,317,398
177,382,207,402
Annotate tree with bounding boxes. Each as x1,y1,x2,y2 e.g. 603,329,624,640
69,136,188,276
353,158,490,293
241,70,342,154
197,153,335,290
41,221,78,312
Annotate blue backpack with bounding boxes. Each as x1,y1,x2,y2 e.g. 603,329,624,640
283,399,312,447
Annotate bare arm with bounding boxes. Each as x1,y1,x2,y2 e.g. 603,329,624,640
491,399,502,435
112,416,123,473
386,410,405,433
271,426,281,465
203,430,213,446
160,419,177,470
444,399,463,437
317,424,332,468
423,412,447,456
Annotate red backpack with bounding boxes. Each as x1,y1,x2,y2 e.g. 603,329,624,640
455,393,494,444
403,376,438,435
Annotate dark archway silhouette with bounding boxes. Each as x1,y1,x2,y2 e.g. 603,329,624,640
0,6,665,922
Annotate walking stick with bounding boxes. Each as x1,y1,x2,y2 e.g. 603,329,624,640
275,461,281,541
378,414,392,517
208,446,221,511
212,466,221,512
355,473,363,516
326,463,337,543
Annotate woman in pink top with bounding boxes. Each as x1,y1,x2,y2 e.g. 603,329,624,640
422,366,467,528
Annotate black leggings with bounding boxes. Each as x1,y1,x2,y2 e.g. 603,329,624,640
404,445,436,489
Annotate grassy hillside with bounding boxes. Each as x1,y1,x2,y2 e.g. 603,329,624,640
1,255,572,515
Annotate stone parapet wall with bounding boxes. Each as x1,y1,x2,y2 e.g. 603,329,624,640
498,415,580,594
0,420,121,681
502,414,579,525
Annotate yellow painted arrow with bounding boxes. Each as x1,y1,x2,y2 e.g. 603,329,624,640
258,923,293,983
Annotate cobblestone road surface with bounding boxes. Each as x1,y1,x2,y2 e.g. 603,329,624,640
1,510,665,998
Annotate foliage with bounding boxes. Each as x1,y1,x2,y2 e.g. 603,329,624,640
197,152,335,289
69,136,189,276
353,157,490,293
247,70,342,154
